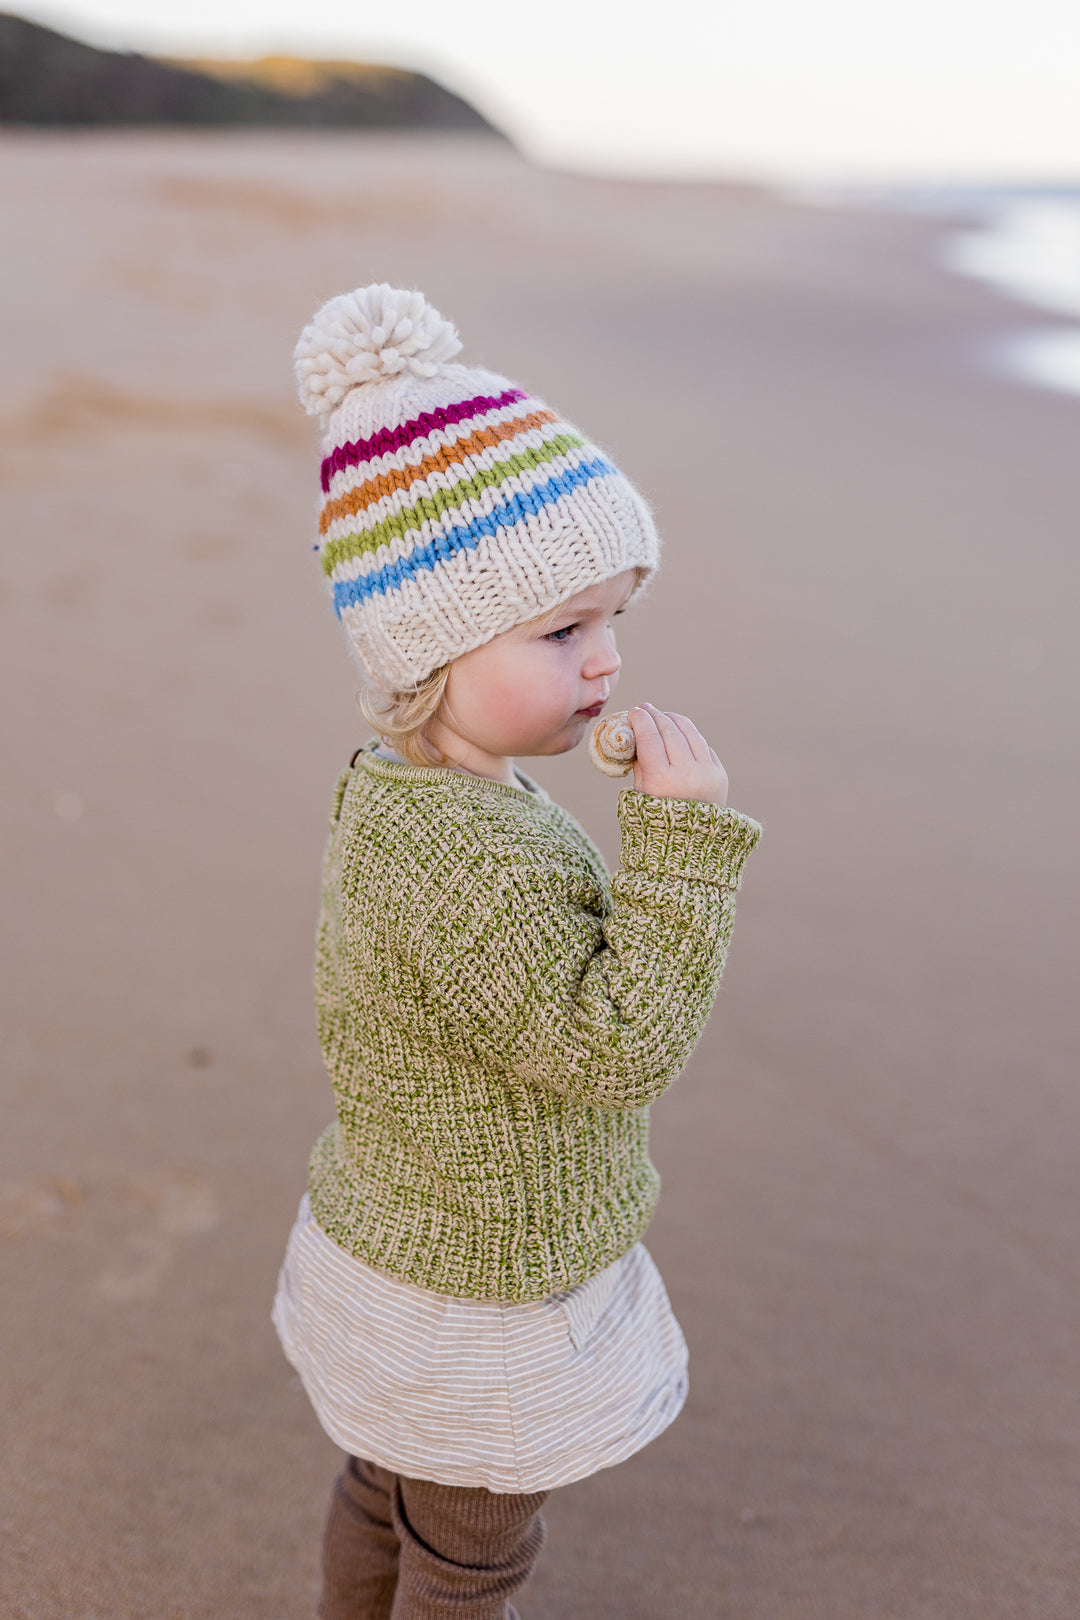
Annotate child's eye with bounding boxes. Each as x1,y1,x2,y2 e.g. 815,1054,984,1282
545,608,624,644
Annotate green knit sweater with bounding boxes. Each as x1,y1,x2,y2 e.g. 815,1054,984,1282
308,738,762,1303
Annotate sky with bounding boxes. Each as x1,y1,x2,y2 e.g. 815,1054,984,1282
17,0,1080,182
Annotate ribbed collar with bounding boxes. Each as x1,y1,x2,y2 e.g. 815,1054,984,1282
353,737,550,805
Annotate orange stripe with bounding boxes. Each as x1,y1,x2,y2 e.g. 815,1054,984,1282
319,408,558,535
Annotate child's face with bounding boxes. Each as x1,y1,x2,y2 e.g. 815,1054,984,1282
438,568,636,760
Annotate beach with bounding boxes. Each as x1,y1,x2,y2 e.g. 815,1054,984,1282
1,131,1077,1619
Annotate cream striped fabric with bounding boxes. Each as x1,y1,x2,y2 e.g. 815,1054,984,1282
272,1194,688,1494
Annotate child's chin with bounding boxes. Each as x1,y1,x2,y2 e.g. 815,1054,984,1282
517,726,585,758
553,727,590,756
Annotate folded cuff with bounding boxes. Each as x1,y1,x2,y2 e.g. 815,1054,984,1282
616,790,762,888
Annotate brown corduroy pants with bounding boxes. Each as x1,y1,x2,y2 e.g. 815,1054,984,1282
318,1455,549,1620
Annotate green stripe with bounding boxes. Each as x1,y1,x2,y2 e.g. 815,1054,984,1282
321,432,584,575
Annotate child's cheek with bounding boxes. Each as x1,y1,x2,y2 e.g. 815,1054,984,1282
490,675,565,739
492,685,548,731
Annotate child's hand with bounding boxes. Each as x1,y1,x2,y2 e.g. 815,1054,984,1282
628,703,729,805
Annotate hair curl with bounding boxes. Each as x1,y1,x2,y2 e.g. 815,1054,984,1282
356,662,454,767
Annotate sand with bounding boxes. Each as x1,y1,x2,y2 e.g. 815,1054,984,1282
1,131,1077,1619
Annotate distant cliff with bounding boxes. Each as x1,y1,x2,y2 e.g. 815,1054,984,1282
0,13,500,132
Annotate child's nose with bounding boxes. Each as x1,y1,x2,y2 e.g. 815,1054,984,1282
585,637,621,679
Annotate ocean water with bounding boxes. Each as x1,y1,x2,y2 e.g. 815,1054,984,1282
795,182,1080,400
939,189,1080,397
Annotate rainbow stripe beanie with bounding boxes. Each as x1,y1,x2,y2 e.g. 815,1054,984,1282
295,284,661,692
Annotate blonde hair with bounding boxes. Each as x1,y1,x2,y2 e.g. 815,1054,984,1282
357,568,648,767
357,663,454,767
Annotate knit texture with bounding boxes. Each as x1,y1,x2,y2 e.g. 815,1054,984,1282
295,284,660,691
308,740,762,1303
318,1455,547,1620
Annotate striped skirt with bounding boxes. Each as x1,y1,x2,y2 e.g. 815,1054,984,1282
272,1193,688,1493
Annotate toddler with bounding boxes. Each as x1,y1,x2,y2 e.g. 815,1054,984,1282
273,284,762,1619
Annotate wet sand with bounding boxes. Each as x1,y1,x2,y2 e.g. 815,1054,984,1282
1,132,1077,1619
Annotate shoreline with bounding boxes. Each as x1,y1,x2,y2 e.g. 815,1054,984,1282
790,178,1080,397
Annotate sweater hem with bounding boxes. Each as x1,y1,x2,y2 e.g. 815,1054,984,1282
305,1160,660,1305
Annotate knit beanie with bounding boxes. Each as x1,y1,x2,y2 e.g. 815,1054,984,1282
295,283,661,692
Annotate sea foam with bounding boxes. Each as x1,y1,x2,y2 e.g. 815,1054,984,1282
941,195,1080,397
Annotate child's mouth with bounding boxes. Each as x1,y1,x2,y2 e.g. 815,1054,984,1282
576,704,604,718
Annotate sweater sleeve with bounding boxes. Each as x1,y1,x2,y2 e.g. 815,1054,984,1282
414,789,762,1110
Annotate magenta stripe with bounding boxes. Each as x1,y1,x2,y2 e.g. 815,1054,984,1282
320,388,528,493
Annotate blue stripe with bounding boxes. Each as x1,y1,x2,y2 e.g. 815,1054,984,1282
331,457,615,616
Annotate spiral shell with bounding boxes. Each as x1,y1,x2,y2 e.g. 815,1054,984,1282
588,711,637,778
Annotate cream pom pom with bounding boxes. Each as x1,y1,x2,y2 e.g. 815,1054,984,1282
294,284,464,418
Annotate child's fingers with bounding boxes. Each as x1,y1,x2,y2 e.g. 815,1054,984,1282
629,705,667,770
662,711,713,761
641,704,701,763
639,705,682,766
629,704,726,801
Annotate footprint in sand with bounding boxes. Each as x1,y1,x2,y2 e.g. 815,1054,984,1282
0,1174,85,1236
95,1168,220,1302
1,1167,220,1301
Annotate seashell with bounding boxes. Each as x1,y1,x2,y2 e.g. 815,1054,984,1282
588,711,637,778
